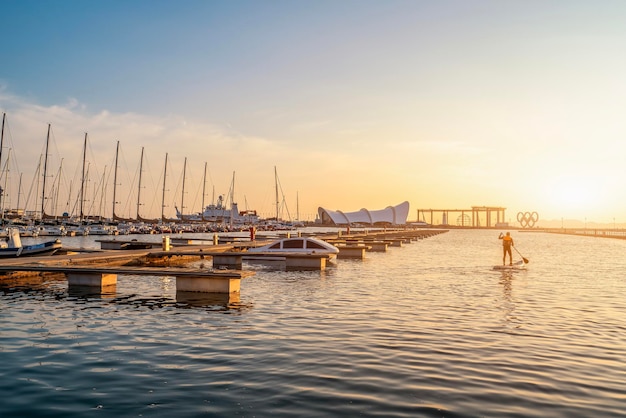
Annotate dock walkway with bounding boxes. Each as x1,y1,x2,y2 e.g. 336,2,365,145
0,243,248,294
1,228,449,295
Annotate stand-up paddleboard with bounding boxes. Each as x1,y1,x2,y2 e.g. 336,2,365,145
493,260,526,270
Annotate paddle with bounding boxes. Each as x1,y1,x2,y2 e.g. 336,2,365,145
513,246,529,264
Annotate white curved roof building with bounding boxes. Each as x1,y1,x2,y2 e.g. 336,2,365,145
317,201,410,226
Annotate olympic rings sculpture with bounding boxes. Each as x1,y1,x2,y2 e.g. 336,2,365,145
517,211,539,228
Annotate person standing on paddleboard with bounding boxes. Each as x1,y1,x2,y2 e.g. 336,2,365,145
498,232,514,266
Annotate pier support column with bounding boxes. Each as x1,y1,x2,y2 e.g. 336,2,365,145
337,246,369,259
212,254,243,269
365,242,388,252
67,272,117,289
284,255,327,270
176,276,241,293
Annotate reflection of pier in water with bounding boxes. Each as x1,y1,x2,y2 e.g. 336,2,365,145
417,206,507,227
0,276,246,311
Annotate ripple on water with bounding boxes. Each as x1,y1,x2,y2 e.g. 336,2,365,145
1,230,626,417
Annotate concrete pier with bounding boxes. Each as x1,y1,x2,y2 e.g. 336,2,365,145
363,241,388,252
212,253,243,269
283,254,328,270
336,245,370,259
67,272,118,289
0,265,253,295
176,275,241,293
211,252,330,270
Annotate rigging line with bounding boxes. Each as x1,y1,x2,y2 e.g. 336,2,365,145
187,164,205,214
169,158,185,217
84,135,105,188
24,155,43,215
86,164,107,218
119,145,141,219
138,149,162,218
275,169,293,221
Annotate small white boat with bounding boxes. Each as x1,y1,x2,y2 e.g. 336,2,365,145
19,226,40,237
35,225,67,236
247,237,339,260
87,225,118,235
0,228,62,258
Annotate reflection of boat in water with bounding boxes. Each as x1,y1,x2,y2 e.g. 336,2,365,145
0,228,62,258
247,237,339,260
175,195,260,224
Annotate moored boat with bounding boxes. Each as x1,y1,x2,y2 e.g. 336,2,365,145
176,195,260,225
0,228,62,258
247,236,339,260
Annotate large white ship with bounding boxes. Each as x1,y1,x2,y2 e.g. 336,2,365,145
175,195,260,224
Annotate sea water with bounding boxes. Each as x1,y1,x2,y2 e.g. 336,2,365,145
1,229,624,417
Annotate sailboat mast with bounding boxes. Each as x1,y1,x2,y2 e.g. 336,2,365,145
201,162,207,212
161,153,168,221
80,133,87,221
0,113,5,180
112,141,119,219
66,180,73,217
16,173,23,214
53,158,63,219
41,124,51,219
136,146,144,219
275,166,279,220
180,157,187,221
0,113,5,217
230,171,235,226
232,171,235,202
1,148,10,219
99,166,107,220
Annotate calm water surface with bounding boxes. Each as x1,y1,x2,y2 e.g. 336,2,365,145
1,229,625,417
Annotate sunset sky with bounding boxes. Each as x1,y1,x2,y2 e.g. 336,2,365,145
1,0,625,225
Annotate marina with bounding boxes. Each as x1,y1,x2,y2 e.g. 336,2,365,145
3,3,626,417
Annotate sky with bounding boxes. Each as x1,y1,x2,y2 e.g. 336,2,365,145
1,0,626,226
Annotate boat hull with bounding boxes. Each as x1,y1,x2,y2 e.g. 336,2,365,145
0,241,62,258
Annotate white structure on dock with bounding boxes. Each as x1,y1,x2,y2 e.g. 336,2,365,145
317,201,410,226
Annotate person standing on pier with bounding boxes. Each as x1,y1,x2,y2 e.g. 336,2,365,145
498,232,514,265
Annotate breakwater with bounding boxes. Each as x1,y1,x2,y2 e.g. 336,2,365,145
523,227,626,240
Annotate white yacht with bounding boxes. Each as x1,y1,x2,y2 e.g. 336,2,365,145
247,237,339,260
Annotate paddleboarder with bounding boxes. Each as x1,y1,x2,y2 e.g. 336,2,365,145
498,232,514,266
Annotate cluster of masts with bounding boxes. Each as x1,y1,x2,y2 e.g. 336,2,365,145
0,113,301,225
